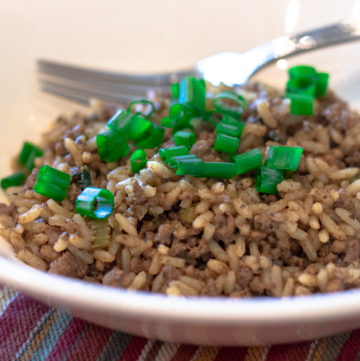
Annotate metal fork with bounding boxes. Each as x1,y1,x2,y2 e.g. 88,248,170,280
38,17,360,106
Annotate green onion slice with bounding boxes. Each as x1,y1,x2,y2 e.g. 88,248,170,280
159,146,189,164
213,91,248,117
288,65,317,80
135,124,165,149
76,187,114,219
286,78,316,97
179,77,206,113
34,165,71,201
18,142,43,172
174,131,196,149
107,110,153,142
97,129,129,162
231,148,263,175
127,100,155,117
1,172,27,190
264,145,303,171
214,133,240,155
169,154,198,168
171,83,180,99
315,72,329,98
90,218,111,249
131,149,147,174
286,93,314,115
216,123,243,138
255,167,283,195
72,165,92,191
176,158,204,177
201,162,236,179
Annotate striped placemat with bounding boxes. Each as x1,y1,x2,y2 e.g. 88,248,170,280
1,285,360,361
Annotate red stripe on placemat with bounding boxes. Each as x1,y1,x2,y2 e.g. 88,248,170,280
0,294,50,360
64,324,113,361
170,344,199,361
213,346,248,361
46,317,88,361
336,329,360,361
117,336,149,361
265,341,312,361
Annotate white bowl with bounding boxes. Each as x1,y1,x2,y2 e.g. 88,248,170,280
2,0,360,346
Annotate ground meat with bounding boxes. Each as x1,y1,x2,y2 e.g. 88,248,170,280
45,227,63,247
162,266,178,283
40,245,60,263
345,152,360,166
236,268,253,288
67,183,82,201
249,276,266,293
130,256,142,274
322,253,338,264
0,202,16,217
49,252,88,278
169,242,187,257
214,214,235,243
132,179,146,205
344,240,360,265
326,279,344,293
154,223,172,245
330,240,346,255
202,279,218,296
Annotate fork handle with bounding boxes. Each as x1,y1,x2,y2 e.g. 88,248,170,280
251,17,360,76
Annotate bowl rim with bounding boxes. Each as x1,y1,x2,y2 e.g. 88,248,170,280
1,255,360,326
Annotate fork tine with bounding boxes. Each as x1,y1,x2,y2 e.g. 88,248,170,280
40,80,140,105
38,59,196,86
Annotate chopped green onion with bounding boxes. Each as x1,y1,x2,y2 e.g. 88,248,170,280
131,149,147,174
213,91,248,117
97,129,129,162
286,78,316,97
161,116,177,128
159,146,189,164
255,167,283,195
176,158,204,177
169,154,198,168
171,83,180,99
76,187,114,219
107,110,153,142
34,165,71,201
18,142,43,172
286,93,314,115
214,133,240,155
216,123,243,138
174,131,196,149
135,124,165,149
127,100,155,117
288,65,317,80
264,145,303,171
221,114,242,126
1,172,27,190
315,72,329,97
204,111,222,127
90,218,111,249
179,77,206,113
201,162,236,179
231,148,263,175
72,165,92,191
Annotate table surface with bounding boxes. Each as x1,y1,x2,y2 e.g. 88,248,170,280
1,285,360,361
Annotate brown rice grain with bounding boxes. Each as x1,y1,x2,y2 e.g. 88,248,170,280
309,216,320,229
207,259,230,274
215,274,227,294
224,271,236,295
193,211,214,229
319,213,346,241
271,265,283,297
232,199,253,219
18,205,42,224
335,208,360,230
282,277,294,297
208,239,229,262
149,252,162,275
54,233,70,252
317,268,328,292
64,138,83,167
128,271,147,291
93,250,116,263
203,223,216,241
159,255,186,268
318,228,330,244
129,240,153,257
67,244,94,264
147,161,174,178
47,199,73,219
17,250,47,271
179,275,206,292
226,244,239,273
256,102,277,128
115,214,138,237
